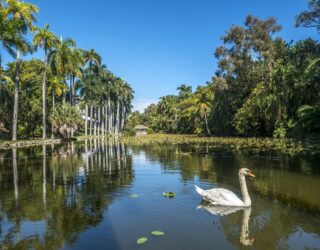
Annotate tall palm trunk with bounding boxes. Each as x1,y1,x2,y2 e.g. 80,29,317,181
105,103,108,136
51,90,55,139
68,74,75,105
101,105,105,136
94,106,97,136
42,48,48,139
69,76,72,104
204,112,211,136
12,50,20,141
71,75,75,105
89,105,93,136
108,96,111,134
115,100,120,135
85,102,88,137
97,106,100,137
120,104,126,133
110,112,114,135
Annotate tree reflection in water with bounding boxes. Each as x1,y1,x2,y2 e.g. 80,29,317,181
0,139,133,249
0,142,319,249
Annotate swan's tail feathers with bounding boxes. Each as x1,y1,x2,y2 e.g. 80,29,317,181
195,185,204,196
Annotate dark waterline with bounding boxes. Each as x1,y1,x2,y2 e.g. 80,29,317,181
0,140,319,249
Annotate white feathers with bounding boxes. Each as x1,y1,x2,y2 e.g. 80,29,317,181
195,186,244,207
194,185,204,196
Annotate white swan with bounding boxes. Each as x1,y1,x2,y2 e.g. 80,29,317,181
195,168,255,207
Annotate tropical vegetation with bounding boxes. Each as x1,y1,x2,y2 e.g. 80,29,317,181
128,1,320,139
0,0,134,140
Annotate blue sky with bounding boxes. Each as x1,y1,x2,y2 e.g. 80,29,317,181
1,0,318,111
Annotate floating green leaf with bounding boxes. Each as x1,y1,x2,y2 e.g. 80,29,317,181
129,194,139,198
163,192,175,197
136,237,148,244
151,231,165,236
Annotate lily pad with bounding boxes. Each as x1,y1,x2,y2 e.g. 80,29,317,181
129,194,139,198
151,231,165,236
136,237,148,245
162,192,175,198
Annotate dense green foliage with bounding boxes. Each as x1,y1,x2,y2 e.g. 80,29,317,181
0,0,133,140
128,8,320,138
50,103,83,139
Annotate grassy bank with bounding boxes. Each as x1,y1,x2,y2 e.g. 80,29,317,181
2,134,320,155
0,138,62,149
120,134,320,155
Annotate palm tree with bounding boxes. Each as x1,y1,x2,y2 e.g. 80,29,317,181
83,49,101,68
78,64,104,136
120,82,134,133
113,78,131,135
78,49,102,137
194,85,214,136
69,48,84,105
48,37,76,103
78,68,93,136
33,24,59,139
0,2,17,69
177,84,192,99
0,70,13,133
48,76,66,138
4,0,39,140
297,103,320,134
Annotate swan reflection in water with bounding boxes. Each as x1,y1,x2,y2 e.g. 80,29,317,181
197,202,254,246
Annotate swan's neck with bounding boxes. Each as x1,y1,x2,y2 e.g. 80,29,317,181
239,174,251,207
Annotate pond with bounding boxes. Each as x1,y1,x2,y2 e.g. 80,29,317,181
0,139,319,249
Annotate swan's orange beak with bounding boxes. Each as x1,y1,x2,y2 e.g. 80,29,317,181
248,171,255,178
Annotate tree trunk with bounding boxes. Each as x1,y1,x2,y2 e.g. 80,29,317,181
12,50,20,141
101,105,105,136
69,75,72,104
97,106,100,137
85,102,88,137
110,112,114,135
204,112,211,136
94,106,97,136
121,104,126,133
105,104,108,136
115,100,120,135
108,96,111,134
89,105,93,137
51,90,55,139
71,75,75,105
42,48,48,139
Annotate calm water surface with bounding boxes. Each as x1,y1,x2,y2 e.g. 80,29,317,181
0,140,320,249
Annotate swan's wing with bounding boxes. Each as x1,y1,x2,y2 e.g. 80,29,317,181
203,188,244,206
